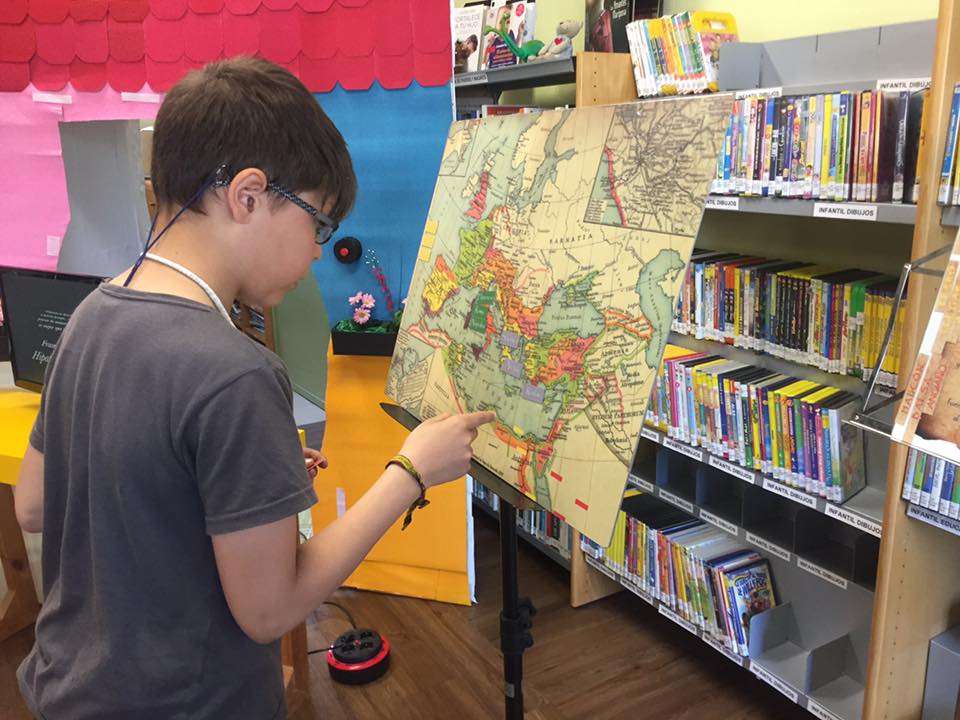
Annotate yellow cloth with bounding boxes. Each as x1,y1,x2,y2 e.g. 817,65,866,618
311,352,470,606
0,388,40,486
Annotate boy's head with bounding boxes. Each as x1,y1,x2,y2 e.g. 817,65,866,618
150,57,357,307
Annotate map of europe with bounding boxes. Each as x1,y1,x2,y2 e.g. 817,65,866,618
386,96,730,544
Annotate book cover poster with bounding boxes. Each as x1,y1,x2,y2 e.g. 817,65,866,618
893,229,960,463
386,95,730,544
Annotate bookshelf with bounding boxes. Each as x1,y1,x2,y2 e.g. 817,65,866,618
457,13,960,717
471,497,572,571
230,302,276,351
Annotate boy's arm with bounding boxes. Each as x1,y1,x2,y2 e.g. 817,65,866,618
14,445,44,533
211,410,493,645
212,463,419,644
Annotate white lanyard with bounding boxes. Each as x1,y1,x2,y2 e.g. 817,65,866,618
143,252,233,325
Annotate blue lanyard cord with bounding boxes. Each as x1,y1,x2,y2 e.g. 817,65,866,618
123,174,219,288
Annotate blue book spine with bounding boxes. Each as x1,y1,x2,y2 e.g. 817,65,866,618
939,83,960,204
940,464,955,514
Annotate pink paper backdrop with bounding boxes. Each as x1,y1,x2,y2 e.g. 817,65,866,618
1,84,161,270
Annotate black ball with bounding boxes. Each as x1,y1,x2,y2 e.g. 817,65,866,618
334,236,362,264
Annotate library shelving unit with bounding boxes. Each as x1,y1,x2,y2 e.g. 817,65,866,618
230,302,276,351
457,6,960,716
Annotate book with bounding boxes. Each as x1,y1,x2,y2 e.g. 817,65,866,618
625,10,737,97
727,560,776,656
938,83,960,205
453,5,487,74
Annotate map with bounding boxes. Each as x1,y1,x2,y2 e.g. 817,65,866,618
386,97,730,544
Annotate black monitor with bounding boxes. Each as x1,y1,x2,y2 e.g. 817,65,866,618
0,267,105,392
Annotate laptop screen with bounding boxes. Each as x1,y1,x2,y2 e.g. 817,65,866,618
0,268,104,392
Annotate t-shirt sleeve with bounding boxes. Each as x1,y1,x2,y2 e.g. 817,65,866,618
188,364,317,535
29,391,45,453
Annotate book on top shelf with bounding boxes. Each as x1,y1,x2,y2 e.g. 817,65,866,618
453,5,487,74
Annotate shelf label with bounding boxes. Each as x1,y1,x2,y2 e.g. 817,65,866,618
659,489,695,514
663,437,704,462
746,532,792,561
658,604,698,635
703,632,745,666
824,503,882,538
762,478,819,509
752,664,800,704
454,71,487,85
907,504,960,537
623,579,656,606
813,202,878,221
806,699,844,720
641,426,662,444
735,86,782,100
797,557,849,589
700,509,739,536
708,454,757,484
704,195,740,211
630,475,655,493
876,77,931,92
588,556,619,582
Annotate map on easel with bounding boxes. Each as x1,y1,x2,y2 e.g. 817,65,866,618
386,97,730,544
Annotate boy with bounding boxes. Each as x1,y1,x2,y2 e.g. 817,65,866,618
13,57,493,719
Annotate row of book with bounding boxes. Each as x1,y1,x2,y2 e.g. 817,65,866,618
673,249,905,388
646,344,867,503
581,490,777,657
453,1,538,74
902,448,960,520
626,11,738,97
472,481,574,559
710,88,927,204
938,83,960,205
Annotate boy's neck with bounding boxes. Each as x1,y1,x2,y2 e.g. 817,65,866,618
115,218,241,313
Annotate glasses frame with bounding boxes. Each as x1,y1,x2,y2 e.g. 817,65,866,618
212,166,338,246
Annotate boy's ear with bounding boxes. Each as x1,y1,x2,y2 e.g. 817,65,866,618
225,168,269,222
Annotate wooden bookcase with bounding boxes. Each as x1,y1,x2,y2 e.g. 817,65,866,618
232,302,276,351
458,11,960,715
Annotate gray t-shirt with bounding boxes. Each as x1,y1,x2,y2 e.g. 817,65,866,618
17,284,317,720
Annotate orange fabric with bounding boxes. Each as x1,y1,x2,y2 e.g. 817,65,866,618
311,352,470,605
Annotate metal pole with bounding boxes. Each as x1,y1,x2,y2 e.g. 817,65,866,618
499,499,524,720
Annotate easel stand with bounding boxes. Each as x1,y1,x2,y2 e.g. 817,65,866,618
380,403,539,720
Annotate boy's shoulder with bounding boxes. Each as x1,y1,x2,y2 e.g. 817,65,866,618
79,284,289,393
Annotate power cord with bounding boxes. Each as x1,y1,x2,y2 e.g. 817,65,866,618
307,600,360,655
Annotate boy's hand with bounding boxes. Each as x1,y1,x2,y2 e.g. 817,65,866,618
399,411,496,488
303,447,328,478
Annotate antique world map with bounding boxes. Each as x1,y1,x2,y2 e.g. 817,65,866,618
386,96,730,544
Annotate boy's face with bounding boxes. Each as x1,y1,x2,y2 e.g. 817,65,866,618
235,189,333,308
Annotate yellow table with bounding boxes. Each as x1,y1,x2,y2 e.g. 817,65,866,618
0,388,41,642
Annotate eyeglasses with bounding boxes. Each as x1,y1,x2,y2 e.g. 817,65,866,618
267,181,339,246
211,166,338,246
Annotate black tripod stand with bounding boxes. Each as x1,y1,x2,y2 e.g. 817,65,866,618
381,403,540,719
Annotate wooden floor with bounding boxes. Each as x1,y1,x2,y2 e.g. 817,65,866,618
2,513,809,719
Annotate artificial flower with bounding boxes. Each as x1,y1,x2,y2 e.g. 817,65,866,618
353,307,371,324
361,293,376,309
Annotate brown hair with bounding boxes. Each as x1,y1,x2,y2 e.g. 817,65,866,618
150,57,356,222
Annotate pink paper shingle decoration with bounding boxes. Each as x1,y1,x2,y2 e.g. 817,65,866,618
0,0,452,92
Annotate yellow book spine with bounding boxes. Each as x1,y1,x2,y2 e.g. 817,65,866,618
821,93,833,198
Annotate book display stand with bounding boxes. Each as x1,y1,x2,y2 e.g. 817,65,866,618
381,403,539,720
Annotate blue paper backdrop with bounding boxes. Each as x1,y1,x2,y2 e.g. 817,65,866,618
312,83,453,326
